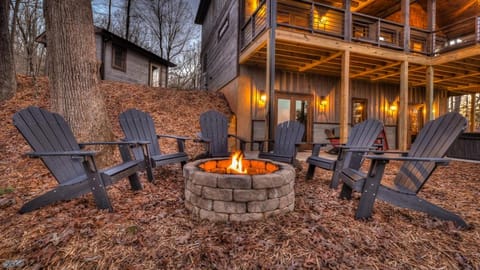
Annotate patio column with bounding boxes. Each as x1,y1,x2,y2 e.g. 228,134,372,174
344,0,352,42
470,93,476,132
266,0,277,148
399,61,409,150
427,0,436,54
426,65,434,121
401,0,410,52
340,50,350,144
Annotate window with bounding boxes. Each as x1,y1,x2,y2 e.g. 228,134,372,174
112,44,126,71
352,98,367,125
150,64,167,88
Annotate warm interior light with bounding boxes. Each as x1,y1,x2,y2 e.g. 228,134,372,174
319,96,327,113
389,105,397,111
227,151,247,174
258,90,267,105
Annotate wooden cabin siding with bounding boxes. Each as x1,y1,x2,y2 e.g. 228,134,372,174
103,40,149,85
200,0,239,91
239,65,447,147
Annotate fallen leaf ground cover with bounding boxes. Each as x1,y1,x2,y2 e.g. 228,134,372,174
0,76,479,269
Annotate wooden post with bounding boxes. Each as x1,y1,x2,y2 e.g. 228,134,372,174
427,0,436,55
401,0,410,52
426,65,434,121
344,0,352,42
266,0,277,149
399,61,409,151
340,50,350,144
470,93,476,132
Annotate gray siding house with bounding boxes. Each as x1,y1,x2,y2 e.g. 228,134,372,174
38,27,175,87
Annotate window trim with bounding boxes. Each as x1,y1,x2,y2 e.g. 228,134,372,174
112,43,127,72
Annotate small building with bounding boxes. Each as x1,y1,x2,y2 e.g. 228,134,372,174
195,0,480,150
38,27,176,87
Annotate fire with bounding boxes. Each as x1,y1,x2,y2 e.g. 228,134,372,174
227,151,247,174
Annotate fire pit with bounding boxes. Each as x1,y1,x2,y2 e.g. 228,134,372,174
183,153,295,222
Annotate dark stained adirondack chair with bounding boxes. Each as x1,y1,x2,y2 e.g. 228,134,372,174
305,119,384,189
339,112,468,227
255,120,305,164
197,110,247,158
119,109,189,181
13,106,150,213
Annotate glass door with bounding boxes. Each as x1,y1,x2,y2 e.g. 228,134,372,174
275,94,312,148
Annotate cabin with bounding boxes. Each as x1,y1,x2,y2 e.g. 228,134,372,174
195,0,480,150
37,27,175,87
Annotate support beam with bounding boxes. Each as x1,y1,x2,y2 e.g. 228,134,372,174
401,0,410,52
298,51,343,72
371,66,424,81
426,65,434,121
427,0,436,54
266,0,277,149
470,94,476,132
340,51,350,144
399,61,409,151
350,62,401,78
344,0,352,42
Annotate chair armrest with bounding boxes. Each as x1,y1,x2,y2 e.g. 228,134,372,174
364,154,450,165
79,141,150,148
194,132,210,143
26,150,96,158
228,134,248,143
369,150,409,156
157,134,191,141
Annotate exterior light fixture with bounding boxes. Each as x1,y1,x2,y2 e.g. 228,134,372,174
258,90,267,105
319,96,327,113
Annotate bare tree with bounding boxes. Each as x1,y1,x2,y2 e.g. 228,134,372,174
0,0,16,101
43,0,113,162
14,0,45,76
140,0,196,61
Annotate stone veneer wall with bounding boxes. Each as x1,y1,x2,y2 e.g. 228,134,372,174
183,159,296,222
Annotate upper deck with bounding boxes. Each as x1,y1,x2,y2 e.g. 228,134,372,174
240,0,480,93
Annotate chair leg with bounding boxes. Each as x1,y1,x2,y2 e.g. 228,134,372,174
305,164,316,180
128,173,143,190
88,173,113,211
377,187,468,228
355,160,386,220
19,180,91,213
339,184,353,200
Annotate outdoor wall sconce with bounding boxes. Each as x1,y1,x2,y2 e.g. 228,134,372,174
319,96,327,113
258,90,267,106
389,104,397,116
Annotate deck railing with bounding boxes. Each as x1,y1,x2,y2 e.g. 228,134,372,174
240,0,480,56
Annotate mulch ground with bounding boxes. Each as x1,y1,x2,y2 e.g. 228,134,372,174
0,76,479,269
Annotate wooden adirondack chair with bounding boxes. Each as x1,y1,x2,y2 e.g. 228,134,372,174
119,109,189,181
339,112,468,227
305,119,384,189
13,106,150,213
255,120,305,164
196,110,247,158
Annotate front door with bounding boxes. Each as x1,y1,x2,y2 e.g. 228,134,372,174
275,93,312,149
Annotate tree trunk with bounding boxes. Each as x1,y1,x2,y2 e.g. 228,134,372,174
0,0,17,101
43,0,113,165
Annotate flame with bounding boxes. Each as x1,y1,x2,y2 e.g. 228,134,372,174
227,151,247,174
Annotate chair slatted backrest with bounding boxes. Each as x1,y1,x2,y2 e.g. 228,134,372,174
119,109,162,160
344,119,384,169
273,121,305,156
13,106,86,184
199,110,229,156
394,112,467,193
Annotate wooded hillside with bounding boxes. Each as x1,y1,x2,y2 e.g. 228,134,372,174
0,76,479,269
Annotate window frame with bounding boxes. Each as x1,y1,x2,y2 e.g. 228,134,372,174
112,43,127,72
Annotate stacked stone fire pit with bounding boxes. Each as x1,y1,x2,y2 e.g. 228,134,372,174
183,158,295,222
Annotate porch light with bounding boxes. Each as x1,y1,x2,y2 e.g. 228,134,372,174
258,90,267,105
319,96,327,113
